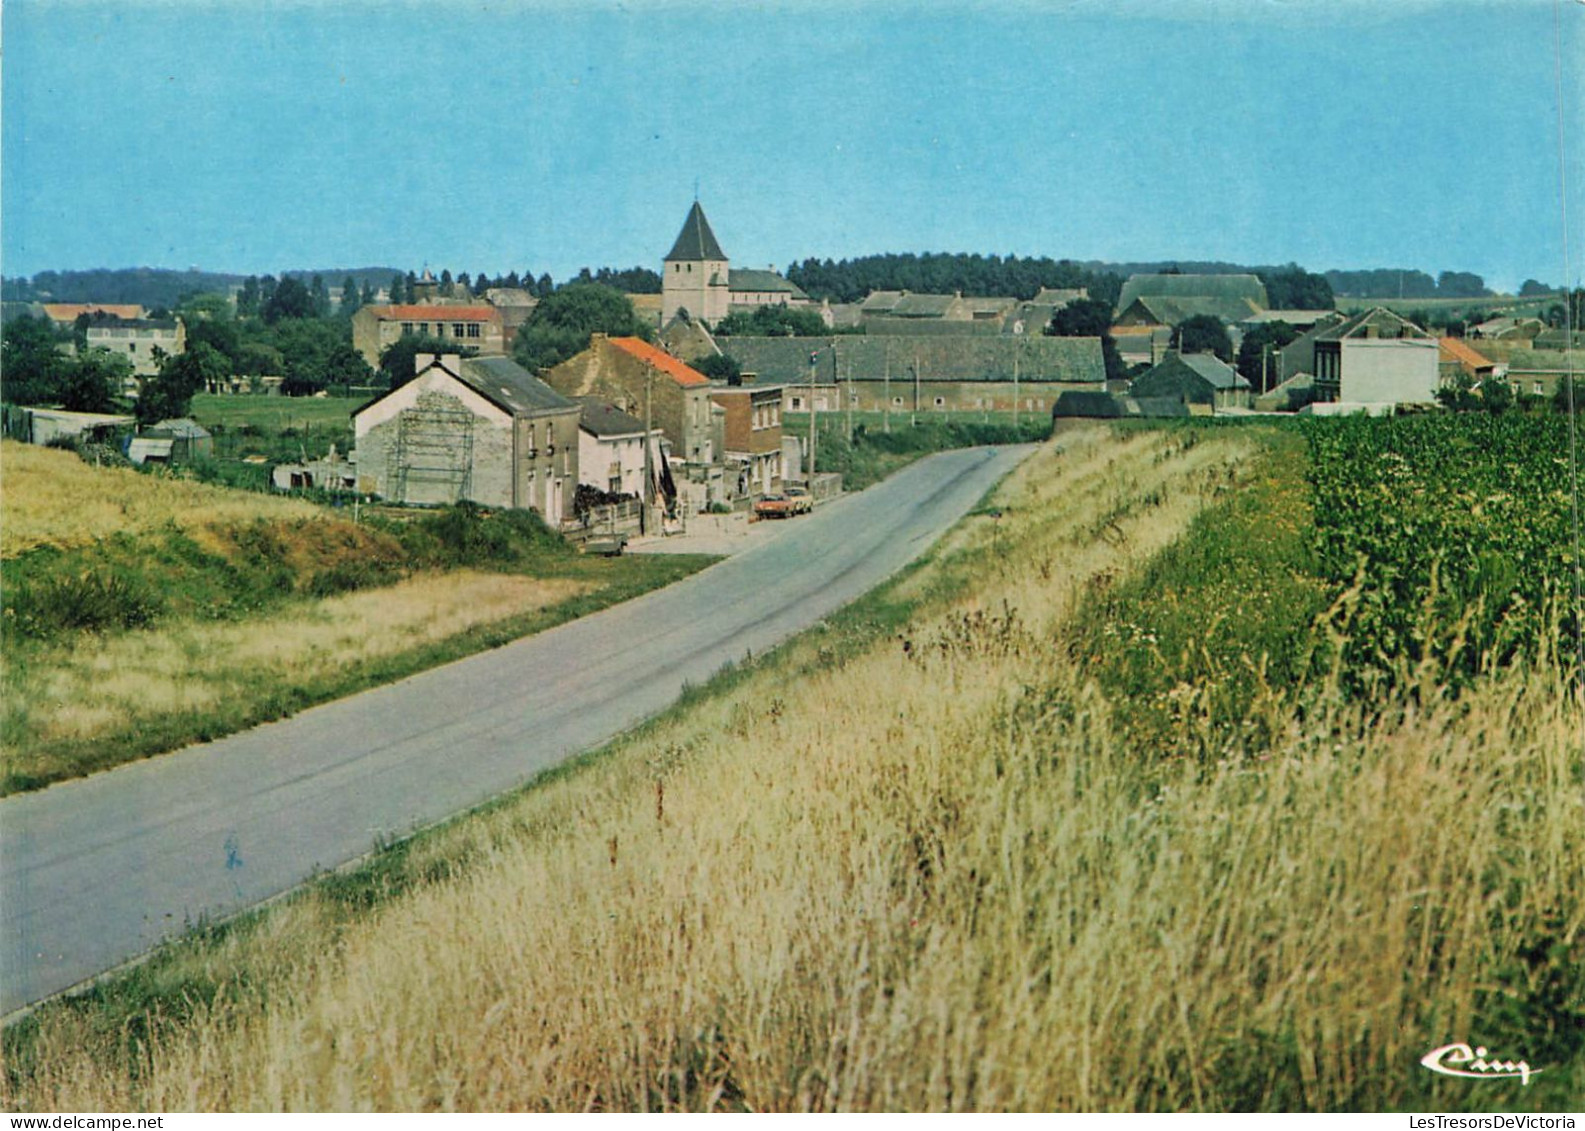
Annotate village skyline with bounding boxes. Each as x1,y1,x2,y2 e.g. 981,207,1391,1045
3,0,1582,293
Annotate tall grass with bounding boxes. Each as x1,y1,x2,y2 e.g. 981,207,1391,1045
6,426,1579,1111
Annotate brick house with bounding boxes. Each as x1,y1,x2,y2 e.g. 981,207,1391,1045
710,384,784,497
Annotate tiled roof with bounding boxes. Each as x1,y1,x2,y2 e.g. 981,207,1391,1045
373,304,501,321
575,397,648,437
454,355,578,415
721,334,1106,385
42,303,145,322
728,269,807,298
1118,273,1269,310
665,201,727,262
607,337,712,387
1439,337,1495,370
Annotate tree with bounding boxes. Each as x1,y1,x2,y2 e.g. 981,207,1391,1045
137,342,226,424
61,348,130,412
237,276,262,318
389,272,406,305
440,269,455,299
186,316,243,371
1171,314,1233,362
379,334,469,388
1258,264,1334,310
1046,296,1126,383
361,280,376,308
1555,375,1582,414
692,353,743,383
340,276,362,317
310,275,331,318
1519,279,1554,297
263,277,315,324
512,284,647,373
715,305,827,337
0,314,72,405
1237,321,1299,390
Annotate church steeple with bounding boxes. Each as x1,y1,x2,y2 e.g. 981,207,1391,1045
662,200,731,326
666,201,727,263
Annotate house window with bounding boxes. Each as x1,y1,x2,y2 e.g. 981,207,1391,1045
1534,381,1544,396
467,323,481,339
419,323,430,336
453,323,466,337
128,343,137,352
401,322,414,335
790,396,803,410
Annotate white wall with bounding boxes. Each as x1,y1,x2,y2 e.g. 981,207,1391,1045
1341,339,1440,405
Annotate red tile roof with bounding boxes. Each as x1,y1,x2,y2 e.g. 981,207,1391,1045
42,303,146,322
1439,336,1495,371
607,336,711,387
374,305,501,321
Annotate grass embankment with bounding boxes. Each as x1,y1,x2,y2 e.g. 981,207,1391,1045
784,412,1050,490
5,422,1580,1112
0,443,712,792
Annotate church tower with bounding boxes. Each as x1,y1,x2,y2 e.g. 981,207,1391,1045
662,201,731,326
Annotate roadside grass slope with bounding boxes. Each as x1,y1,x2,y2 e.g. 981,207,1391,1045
5,423,1579,1112
1,444,710,791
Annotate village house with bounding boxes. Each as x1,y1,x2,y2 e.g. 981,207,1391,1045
1439,336,1501,382
542,334,718,469
1129,351,1252,411
660,202,809,326
723,335,1106,417
41,303,146,328
1281,307,1439,407
575,397,663,500
85,316,185,378
710,383,785,498
351,304,506,367
353,352,580,521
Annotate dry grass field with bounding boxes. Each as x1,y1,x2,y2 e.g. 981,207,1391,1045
1,441,319,558
5,426,1579,1111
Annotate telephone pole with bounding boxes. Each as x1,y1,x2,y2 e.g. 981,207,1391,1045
641,367,654,535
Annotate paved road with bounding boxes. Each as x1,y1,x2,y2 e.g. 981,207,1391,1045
1,445,1034,1014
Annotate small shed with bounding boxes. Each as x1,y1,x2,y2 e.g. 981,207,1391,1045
141,418,214,461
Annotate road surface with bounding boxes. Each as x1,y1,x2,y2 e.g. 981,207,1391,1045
1,444,1034,1014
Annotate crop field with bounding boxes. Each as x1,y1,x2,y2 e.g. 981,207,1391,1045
0,447,712,792
5,419,1580,1112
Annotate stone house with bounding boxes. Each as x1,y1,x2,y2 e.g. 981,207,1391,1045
1129,352,1252,411
351,304,506,367
710,384,785,498
85,317,185,377
353,352,580,522
542,335,717,468
1288,307,1439,407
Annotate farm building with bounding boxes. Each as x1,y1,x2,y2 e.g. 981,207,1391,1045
353,353,581,522
723,334,1106,417
1130,352,1252,411
1113,274,1269,328
1,406,135,447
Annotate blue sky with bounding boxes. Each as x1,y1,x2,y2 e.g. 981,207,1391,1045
3,0,1582,292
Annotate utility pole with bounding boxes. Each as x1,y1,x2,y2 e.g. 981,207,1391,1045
641,367,654,536
883,340,892,433
1013,342,1021,429
843,343,854,442
807,348,818,480
913,348,920,427
1262,346,1269,395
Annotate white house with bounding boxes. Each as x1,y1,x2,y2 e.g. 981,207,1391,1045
353,353,581,522
575,397,664,499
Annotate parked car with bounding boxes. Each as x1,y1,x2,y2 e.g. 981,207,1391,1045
786,487,814,515
754,494,796,519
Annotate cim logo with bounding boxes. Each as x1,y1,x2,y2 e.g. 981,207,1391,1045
1421,1042,1541,1086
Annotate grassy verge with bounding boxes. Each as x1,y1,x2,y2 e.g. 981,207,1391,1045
2,450,714,792
5,423,1580,1112
785,411,1050,490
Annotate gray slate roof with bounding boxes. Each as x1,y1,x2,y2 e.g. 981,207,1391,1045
1122,294,1264,326
1314,307,1432,342
575,397,648,437
728,269,806,297
1118,273,1269,311
454,355,579,416
1130,352,1249,398
665,201,727,262
723,334,1106,385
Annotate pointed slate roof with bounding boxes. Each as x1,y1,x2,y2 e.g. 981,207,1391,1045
665,201,727,262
